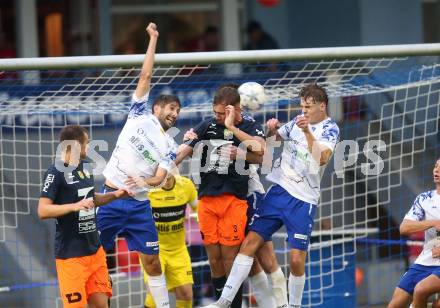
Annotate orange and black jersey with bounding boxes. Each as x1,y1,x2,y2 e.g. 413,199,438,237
189,116,265,200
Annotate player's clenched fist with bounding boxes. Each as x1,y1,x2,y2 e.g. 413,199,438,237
183,128,198,142
266,118,280,132
146,22,159,38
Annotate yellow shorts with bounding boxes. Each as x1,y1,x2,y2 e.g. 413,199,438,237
142,245,193,306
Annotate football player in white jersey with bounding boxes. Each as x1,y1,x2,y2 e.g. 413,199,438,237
96,23,180,308
204,83,340,308
388,159,440,308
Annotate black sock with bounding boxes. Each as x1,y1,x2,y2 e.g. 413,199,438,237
211,276,227,300
230,284,243,308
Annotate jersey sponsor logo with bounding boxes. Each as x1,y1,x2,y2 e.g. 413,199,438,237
42,174,55,192
83,169,91,178
67,172,79,184
77,171,85,179
151,204,187,222
146,241,159,247
142,149,157,164
223,128,233,139
156,221,184,233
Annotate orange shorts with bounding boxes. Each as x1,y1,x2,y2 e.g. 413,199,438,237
198,194,248,246
55,246,112,307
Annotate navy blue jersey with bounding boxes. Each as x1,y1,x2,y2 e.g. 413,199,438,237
40,160,100,259
189,116,265,200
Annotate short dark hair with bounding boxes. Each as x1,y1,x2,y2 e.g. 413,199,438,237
151,94,181,113
217,83,240,90
299,83,328,106
59,125,88,144
213,86,240,106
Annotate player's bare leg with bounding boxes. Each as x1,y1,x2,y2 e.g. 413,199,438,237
413,274,440,308
174,284,193,308
139,253,169,308
88,292,109,308
387,287,412,308
288,249,307,308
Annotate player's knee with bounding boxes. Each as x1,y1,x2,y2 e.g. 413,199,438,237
141,254,162,275
257,250,278,273
176,286,193,301
413,283,430,300
240,232,263,256
208,255,224,274
387,300,397,308
289,255,305,275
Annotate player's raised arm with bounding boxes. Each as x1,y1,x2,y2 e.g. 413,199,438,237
135,23,159,100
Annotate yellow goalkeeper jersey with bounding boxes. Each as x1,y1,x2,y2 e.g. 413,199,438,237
148,175,198,251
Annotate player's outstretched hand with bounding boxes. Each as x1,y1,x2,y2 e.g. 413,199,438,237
183,128,198,142
73,198,94,212
146,23,159,38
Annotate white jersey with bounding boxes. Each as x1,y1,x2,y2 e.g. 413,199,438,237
266,116,339,205
404,190,440,266
248,164,265,196
103,93,178,201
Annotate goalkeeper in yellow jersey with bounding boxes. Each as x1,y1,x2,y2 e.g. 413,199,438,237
141,174,198,308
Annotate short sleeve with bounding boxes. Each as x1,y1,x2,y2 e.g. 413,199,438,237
278,117,297,140
188,120,210,148
158,150,177,172
128,92,150,119
40,166,62,201
319,120,340,152
245,121,265,139
404,193,427,221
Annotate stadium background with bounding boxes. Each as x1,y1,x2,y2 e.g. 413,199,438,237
1,0,440,307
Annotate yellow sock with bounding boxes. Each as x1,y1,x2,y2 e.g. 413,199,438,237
145,293,156,308
175,299,192,308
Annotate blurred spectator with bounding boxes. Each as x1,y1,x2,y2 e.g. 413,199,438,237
184,26,219,52
245,20,279,50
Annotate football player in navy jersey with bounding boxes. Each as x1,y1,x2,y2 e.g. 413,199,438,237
38,125,128,308
205,84,340,308
176,86,266,308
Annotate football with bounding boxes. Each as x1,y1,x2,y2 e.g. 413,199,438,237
238,82,267,110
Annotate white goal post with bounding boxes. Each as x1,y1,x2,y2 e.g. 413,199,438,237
0,43,440,308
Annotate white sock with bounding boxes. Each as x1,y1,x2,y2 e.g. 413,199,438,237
269,267,288,308
249,270,276,307
221,253,254,302
148,273,169,308
288,273,305,308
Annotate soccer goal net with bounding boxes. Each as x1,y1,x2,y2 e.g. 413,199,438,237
0,45,439,308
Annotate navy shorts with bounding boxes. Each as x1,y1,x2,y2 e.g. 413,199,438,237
398,264,440,294
249,184,317,251
96,186,158,255
246,192,264,224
